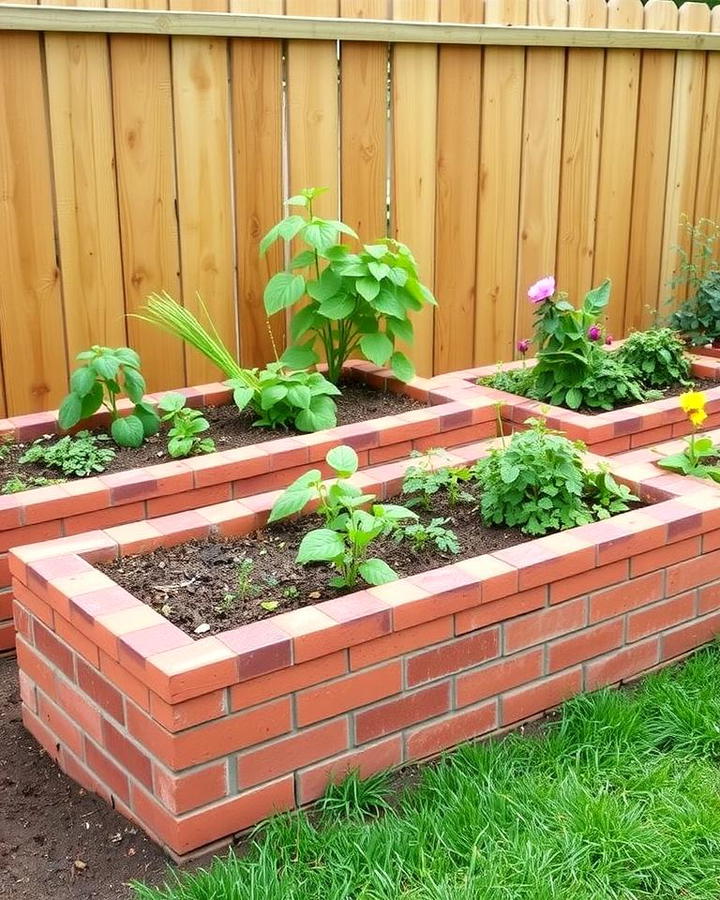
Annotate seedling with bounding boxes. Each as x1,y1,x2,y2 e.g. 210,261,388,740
393,517,460,555
19,431,115,477
222,558,261,607
269,445,416,587
158,393,215,459
401,450,474,510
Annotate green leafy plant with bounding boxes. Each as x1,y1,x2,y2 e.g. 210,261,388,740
667,217,720,347
401,451,474,510
269,444,416,587
658,390,720,482
157,393,215,459
393,517,460,555
1,474,63,494
261,187,436,384
473,419,638,536
58,346,159,448
222,558,261,607
138,293,340,433
615,327,691,389
18,431,115,477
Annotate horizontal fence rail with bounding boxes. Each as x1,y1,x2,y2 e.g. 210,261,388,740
0,0,719,417
0,4,718,48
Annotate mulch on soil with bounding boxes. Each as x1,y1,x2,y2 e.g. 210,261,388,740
0,382,424,487
0,655,180,900
99,484,531,638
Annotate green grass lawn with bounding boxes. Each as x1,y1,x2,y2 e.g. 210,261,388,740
134,646,720,900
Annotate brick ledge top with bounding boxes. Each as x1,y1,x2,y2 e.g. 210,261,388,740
10,437,720,705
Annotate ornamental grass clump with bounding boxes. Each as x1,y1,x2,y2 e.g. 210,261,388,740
473,418,637,535
658,391,720,483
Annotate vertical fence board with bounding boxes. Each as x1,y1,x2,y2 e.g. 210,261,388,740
286,0,340,219
625,0,678,332
230,0,285,368
659,1,710,311
433,0,483,373
391,0,439,377
694,7,720,233
593,0,643,339
169,0,236,384
514,0,568,345
340,0,389,242
556,0,605,302
475,0,527,365
109,2,186,393
43,4,127,362
0,31,66,415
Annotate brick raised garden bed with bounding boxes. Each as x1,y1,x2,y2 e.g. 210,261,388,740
433,353,720,456
0,363,499,653
10,442,720,858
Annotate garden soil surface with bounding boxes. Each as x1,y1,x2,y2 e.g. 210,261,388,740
0,381,423,486
99,488,532,638
0,655,188,900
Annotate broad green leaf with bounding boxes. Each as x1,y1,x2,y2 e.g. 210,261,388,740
360,332,393,366
390,351,415,382
565,387,583,410
364,243,388,259
280,343,319,370
287,384,312,409
368,262,390,281
373,503,417,521
134,403,160,437
158,392,186,414
338,261,369,277
93,354,120,380
114,347,141,368
296,528,345,564
318,294,355,320
326,220,358,239
584,278,611,314
307,267,342,302
229,384,254,411
358,558,397,586
260,384,288,410
321,245,350,262
304,220,341,252
326,445,358,477
285,193,308,207
277,215,306,242
111,414,145,448
70,366,96,399
259,223,280,255
374,288,405,319
268,487,313,523
295,395,337,432
58,393,82,430
264,272,306,316
123,366,146,403
387,318,413,344
287,468,322,491
389,267,408,287
80,382,104,419
290,305,319,342
290,250,316,270
356,277,380,303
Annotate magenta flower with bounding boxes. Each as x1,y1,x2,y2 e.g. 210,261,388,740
517,339,531,355
605,335,613,346
528,276,556,304
588,325,602,342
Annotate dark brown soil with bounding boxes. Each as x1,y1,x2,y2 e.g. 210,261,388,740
0,655,180,899
0,382,423,490
99,486,531,638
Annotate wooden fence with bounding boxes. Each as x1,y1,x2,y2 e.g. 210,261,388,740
1,0,720,417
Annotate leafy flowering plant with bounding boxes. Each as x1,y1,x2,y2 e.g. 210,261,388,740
658,390,720,482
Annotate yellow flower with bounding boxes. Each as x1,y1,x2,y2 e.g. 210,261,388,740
690,409,707,427
679,390,707,415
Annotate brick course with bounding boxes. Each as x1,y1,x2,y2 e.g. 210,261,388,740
9,432,720,859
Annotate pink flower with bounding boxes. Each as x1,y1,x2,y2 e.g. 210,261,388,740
528,276,556,304
517,339,531,355
605,335,613,346
587,325,602,342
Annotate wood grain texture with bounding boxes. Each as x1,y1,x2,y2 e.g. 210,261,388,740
694,7,720,234
659,1,710,311
391,0,439,377
514,0,568,345
44,27,127,360
109,26,186,392
625,0,678,332
231,0,285,367
593,0,643,339
556,0,606,303
475,0,527,365
340,0,389,242
434,0,482,373
170,0,236,383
